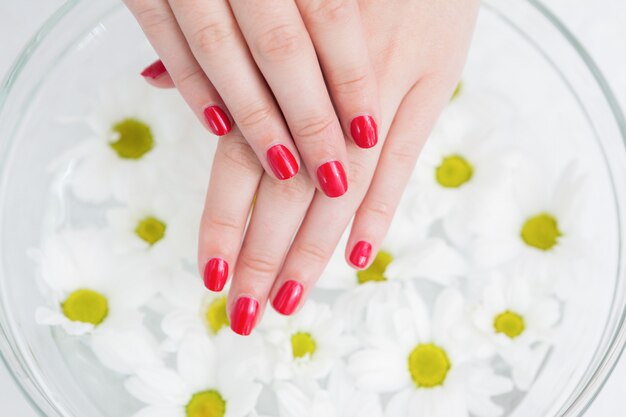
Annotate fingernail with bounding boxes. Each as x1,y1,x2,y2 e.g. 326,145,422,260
140,60,167,79
203,258,229,292
203,105,232,136
317,161,348,198
267,145,299,180
349,240,372,269
350,115,378,149
272,280,304,315
231,297,259,336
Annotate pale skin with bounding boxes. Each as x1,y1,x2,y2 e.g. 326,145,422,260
126,0,480,335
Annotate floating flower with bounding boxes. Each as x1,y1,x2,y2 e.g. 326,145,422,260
469,163,588,298
60,77,197,203
126,332,262,417
264,301,355,381
471,271,560,390
349,285,513,417
275,366,383,417
32,229,162,373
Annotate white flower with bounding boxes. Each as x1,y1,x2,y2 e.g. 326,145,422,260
349,285,513,417
106,192,201,266
126,332,262,417
471,270,560,390
59,77,197,203
469,162,589,298
264,301,356,381
275,366,383,417
32,229,162,373
159,267,232,348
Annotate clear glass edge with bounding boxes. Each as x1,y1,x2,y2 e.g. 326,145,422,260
0,0,624,416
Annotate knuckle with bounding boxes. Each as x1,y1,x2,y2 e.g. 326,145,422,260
330,67,370,96
254,24,304,62
292,113,337,140
236,102,274,131
191,20,235,55
240,250,278,275
296,241,331,264
361,197,392,220
204,213,241,234
131,2,171,32
268,175,314,204
174,65,205,88
346,154,371,185
387,139,419,166
305,0,352,24
222,139,261,171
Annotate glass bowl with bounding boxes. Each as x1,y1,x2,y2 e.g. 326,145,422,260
0,0,625,416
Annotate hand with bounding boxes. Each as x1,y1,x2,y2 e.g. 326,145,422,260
125,0,382,198
147,0,478,335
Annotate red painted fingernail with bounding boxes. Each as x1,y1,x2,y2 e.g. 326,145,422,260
203,105,232,136
350,115,378,149
203,258,229,292
140,60,167,79
267,145,299,180
273,280,304,315
231,297,259,336
349,241,372,269
317,161,348,198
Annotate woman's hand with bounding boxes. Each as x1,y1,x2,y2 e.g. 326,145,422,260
124,0,381,197
145,0,479,335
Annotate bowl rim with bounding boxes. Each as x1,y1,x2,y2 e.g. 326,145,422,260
0,0,625,416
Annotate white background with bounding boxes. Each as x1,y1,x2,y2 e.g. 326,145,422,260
0,0,625,415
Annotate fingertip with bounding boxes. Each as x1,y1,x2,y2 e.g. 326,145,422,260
348,240,372,269
272,279,304,316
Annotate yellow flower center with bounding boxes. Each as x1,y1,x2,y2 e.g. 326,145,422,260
110,118,154,159
205,297,229,334
520,213,561,251
451,81,462,100
494,310,526,339
408,343,451,388
61,289,109,325
186,390,226,417
135,216,166,246
357,250,393,284
291,332,317,359
435,155,473,188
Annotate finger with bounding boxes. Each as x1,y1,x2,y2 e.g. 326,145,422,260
140,59,176,89
297,0,380,149
228,0,350,197
169,0,302,182
124,0,233,136
198,131,264,292
228,172,315,335
347,78,456,269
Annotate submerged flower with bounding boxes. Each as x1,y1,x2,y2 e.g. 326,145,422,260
472,271,560,390
126,333,262,417
349,285,513,417
264,301,355,381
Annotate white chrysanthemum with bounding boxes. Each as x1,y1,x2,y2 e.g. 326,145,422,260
275,366,383,417
264,301,356,381
469,162,588,298
349,285,513,417
61,77,196,203
32,229,162,373
126,332,262,417
159,267,232,349
106,192,201,266
472,271,560,390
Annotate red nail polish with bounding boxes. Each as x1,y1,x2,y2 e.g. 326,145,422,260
349,241,372,269
350,115,378,149
273,280,304,315
267,145,299,180
317,161,348,198
203,258,229,292
140,60,167,79
231,297,259,336
204,106,232,136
